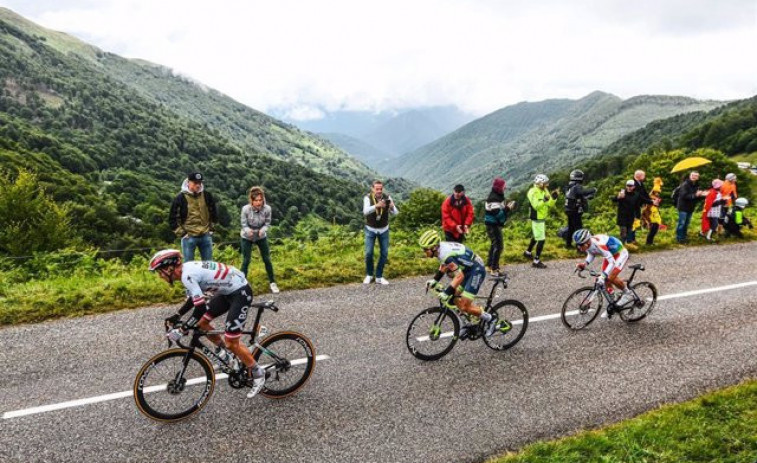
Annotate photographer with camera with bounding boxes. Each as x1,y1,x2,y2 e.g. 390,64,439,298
363,180,399,285
563,169,596,249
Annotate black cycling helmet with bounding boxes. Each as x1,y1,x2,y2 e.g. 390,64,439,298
569,170,585,182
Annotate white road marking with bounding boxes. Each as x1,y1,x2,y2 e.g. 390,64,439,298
2,354,331,420
414,280,757,341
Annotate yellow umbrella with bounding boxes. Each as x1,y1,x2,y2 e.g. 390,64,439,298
670,157,711,173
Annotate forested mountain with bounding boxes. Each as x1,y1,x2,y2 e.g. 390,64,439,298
282,105,475,161
318,132,392,169
387,91,723,197
0,8,379,253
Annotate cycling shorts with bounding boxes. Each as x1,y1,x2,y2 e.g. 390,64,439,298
194,284,254,339
601,249,628,277
460,263,486,300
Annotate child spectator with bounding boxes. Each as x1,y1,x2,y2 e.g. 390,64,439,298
642,189,663,245
723,197,752,238
702,179,726,242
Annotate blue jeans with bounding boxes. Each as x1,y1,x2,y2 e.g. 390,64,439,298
181,233,213,261
365,228,389,278
676,211,693,242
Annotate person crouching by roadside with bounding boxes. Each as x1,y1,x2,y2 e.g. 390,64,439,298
240,186,279,294
484,177,516,276
723,197,752,238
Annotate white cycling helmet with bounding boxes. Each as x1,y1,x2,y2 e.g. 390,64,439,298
734,197,748,208
534,174,549,186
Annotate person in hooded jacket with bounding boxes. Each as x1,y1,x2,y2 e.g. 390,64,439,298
484,177,516,276
240,186,279,294
563,169,596,248
441,184,474,243
169,172,218,262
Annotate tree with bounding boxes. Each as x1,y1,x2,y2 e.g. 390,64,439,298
0,169,74,255
394,188,447,230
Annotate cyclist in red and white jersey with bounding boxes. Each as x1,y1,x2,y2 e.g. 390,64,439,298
572,229,634,307
149,249,265,398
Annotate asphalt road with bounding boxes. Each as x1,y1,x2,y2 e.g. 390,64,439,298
1,242,756,463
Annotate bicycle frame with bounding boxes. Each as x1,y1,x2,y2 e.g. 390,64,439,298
579,265,644,310
430,274,510,335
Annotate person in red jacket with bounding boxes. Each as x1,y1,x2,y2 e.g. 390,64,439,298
442,184,474,243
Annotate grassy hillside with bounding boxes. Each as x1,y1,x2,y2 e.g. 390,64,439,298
0,7,374,185
389,92,723,197
0,10,370,251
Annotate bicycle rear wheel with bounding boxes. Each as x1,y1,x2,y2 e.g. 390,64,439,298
561,286,603,330
406,306,460,361
620,281,658,322
252,331,316,398
133,348,215,423
483,300,528,351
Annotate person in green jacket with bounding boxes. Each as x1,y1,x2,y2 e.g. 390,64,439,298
524,174,559,268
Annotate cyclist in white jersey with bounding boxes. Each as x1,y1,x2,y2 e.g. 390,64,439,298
149,249,265,398
572,229,634,307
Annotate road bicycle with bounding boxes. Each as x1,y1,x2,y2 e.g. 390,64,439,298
134,300,315,423
406,273,529,361
561,264,658,330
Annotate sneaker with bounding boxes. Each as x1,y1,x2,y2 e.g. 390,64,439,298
490,269,501,277
616,291,635,307
523,250,533,259
363,275,373,284
532,260,547,269
484,315,500,337
269,282,280,294
246,376,266,398
375,277,389,285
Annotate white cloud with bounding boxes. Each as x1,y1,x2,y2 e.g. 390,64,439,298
1,0,754,115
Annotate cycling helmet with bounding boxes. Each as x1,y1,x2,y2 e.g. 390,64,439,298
569,170,584,182
534,174,549,186
418,230,441,249
149,249,182,272
735,197,748,208
725,173,737,182
573,229,592,245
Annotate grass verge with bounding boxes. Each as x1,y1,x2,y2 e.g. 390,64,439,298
489,379,757,463
0,212,754,326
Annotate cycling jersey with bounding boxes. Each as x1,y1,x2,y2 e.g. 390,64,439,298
583,235,627,277
437,242,486,299
181,261,248,307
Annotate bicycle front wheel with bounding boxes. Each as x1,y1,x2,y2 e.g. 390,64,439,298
406,306,460,361
253,331,316,399
483,300,529,351
620,281,658,322
561,286,603,330
133,348,215,423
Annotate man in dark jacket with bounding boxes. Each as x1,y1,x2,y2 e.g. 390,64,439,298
563,170,596,248
169,172,218,261
612,180,642,244
675,171,706,243
631,170,654,244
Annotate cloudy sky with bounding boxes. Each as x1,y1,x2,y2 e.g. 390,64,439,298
1,0,754,118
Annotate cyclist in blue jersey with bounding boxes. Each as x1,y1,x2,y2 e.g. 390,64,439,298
572,229,635,307
149,249,266,398
418,230,499,337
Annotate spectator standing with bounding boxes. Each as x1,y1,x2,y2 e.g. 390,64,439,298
641,189,663,245
240,186,278,294
631,170,654,244
675,171,707,243
441,184,474,243
702,179,726,242
484,177,515,276
169,172,218,262
613,180,642,246
563,169,596,248
363,180,398,285
721,173,738,208
524,174,558,268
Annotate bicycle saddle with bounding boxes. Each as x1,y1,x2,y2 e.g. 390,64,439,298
250,300,279,311
628,264,645,270
488,273,509,283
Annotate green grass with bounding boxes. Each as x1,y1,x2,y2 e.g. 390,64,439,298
0,210,754,326
489,379,757,463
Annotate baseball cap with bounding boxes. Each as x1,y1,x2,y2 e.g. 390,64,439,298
187,172,203,182
625,180,635,187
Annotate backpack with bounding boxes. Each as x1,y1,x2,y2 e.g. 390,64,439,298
671,185,681,205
